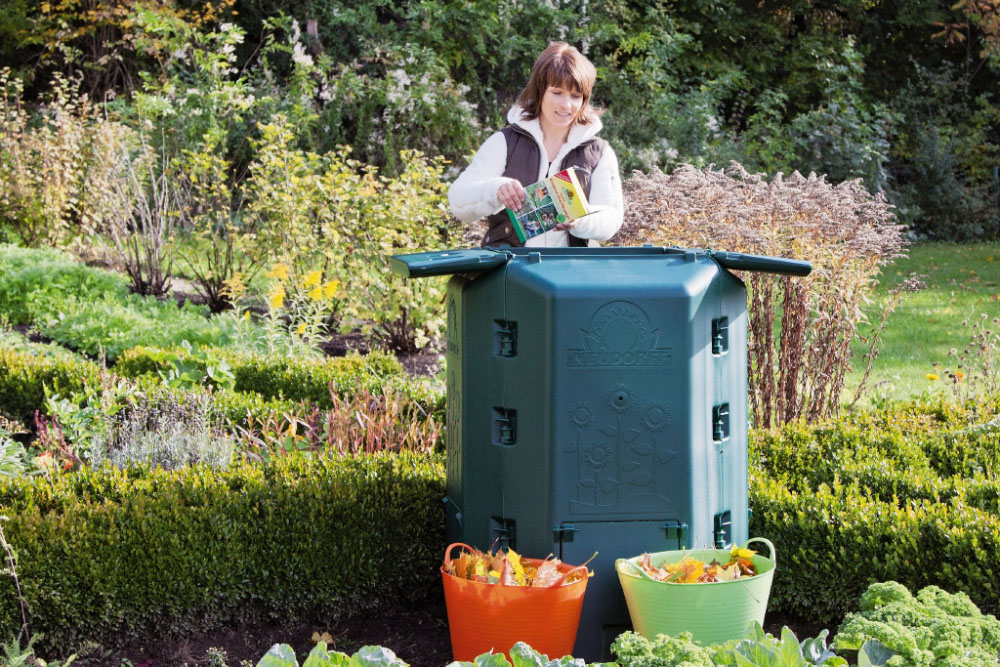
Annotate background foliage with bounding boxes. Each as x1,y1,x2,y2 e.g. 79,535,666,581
2,0,999,241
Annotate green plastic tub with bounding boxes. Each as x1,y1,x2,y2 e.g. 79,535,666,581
615,537,776,646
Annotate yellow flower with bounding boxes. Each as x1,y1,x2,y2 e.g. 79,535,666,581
221,273,246,299
308,285,324,302
266,263,290,280
268,285,286,310
296,322,307,335
303,270,322,289
323,280,340,299
955,370,965,381
925,373,939,381
242,310,250,321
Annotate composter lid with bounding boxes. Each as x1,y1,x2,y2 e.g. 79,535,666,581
390,249,509,278
390,247,812,279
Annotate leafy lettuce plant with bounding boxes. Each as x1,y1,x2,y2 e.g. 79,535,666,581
256,642,408,667
448,642,616,667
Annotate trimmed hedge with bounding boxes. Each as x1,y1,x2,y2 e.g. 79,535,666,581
751,473,1000,625
0,345,445,435
0,452,446,653
0,346,102,426
115,345,445,418
750,395,1000,625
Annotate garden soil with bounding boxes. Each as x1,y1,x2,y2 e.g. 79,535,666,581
86,591,824,666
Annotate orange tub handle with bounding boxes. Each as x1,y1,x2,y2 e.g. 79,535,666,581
443,542,478,568
549,564,590,588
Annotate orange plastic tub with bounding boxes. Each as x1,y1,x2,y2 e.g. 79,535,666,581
441,543,589,661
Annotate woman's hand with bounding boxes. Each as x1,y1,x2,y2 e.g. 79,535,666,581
497,180,526,211
553,220,577,231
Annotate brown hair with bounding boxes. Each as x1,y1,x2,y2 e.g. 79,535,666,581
516,42,599,125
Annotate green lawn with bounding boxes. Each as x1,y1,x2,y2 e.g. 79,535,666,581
844,241,1000,405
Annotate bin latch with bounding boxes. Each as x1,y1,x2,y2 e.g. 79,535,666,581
660,520,687,549
492,320,518,357
490,517,516,550
491,408,517,446
712,317,729,355
712,404,730,443
714,510,732,549
553,524,579,543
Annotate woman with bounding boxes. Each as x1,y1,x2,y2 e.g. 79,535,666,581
448,42,623,247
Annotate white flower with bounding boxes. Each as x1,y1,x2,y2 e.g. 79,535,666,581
292,43,314,68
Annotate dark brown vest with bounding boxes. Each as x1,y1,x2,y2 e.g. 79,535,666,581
482,125,606,248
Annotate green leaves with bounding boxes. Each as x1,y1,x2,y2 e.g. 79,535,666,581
856,640,895,667
255,643,407,667
258,643,299,667
834,582,1000,665
447,642,614,667
613,625,847,667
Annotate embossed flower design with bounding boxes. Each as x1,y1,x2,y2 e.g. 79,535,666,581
568,401,595,428
607,382,635,413
640,401,672,432
583,441,612,469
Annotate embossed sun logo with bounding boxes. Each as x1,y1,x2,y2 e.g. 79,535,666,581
568,401,595,428
639,401,672,432
588,303,652,353
583,441,613,469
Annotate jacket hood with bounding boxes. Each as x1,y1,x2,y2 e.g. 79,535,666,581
506,105,603,149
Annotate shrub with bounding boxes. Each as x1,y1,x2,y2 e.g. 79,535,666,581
750,395,1000,625
0,347,101,427
81,385,236,471
615,163,905,427
104,131,177,297
335,150,457,352
0,452,445,654
243,113,458,352
114,345,417,407
0,69,125,248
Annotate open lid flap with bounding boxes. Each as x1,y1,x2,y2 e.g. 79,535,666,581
390,249,511,278
707,250,812,277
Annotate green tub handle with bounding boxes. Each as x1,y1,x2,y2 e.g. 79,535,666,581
744,537,777,566
615,557,658,581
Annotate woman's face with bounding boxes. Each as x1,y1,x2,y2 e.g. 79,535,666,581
539,84,583,132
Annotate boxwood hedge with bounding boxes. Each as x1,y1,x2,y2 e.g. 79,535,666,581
750,395,1000,625
0,452,446,654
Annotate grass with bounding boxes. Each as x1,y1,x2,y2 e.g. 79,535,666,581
845,241,1000,405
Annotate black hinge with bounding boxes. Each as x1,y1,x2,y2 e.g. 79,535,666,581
660,520,688,550
714,510,732,549
553,524,579,543
712,317,729,355
493,320,517,357
712,403,730,443
491,407,516,446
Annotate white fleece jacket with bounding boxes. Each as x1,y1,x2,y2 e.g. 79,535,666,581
448,106,623,247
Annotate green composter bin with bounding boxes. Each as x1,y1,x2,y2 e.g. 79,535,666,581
391,246,810,660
